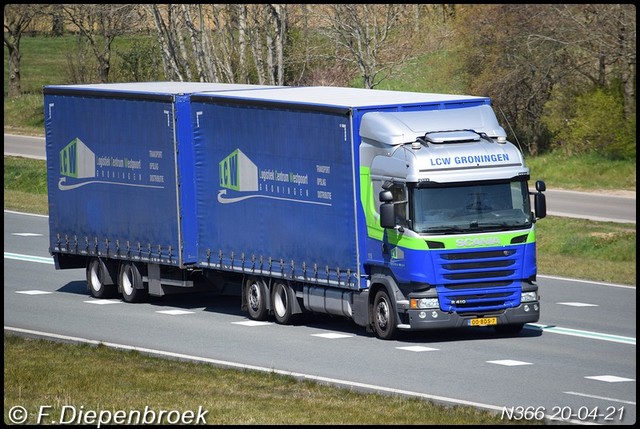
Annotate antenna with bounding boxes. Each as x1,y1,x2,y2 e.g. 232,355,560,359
496,105,525,157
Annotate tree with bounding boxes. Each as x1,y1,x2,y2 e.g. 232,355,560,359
4,4,40,97
315,4,415,89
62,4,139,83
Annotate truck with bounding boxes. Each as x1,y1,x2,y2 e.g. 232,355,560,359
44,81,547,340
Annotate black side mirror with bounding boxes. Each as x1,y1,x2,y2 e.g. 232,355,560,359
534,180,546,219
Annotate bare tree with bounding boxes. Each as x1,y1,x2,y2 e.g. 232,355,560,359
62,4,138,83
316,4,415,89
545,4,636,120
148,4,290,85
4,4,41,97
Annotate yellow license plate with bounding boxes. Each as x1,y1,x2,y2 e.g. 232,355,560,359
468,317,497,327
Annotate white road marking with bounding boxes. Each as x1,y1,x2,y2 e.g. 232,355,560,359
585,375,635,383
84,300,122,305
564,391,636,405
487,359,533,366
12,233,43,237
312,333,354,339
557,302,598,307
156,310,195,315
232,320,271,327
397,346,439,352
15,290,53,295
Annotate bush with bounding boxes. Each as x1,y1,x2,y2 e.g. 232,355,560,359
543,84,635,160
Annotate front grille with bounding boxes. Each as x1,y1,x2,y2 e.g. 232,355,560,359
435,247,523,312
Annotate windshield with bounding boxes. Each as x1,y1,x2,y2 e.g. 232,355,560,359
410,180,532,234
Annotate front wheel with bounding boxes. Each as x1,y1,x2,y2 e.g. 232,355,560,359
373,289,398,340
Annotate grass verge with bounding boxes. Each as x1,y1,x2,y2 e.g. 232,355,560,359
4,334,543,425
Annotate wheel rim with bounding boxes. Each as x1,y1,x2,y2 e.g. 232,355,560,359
274,284,287,318
89,262,101,292
376,299,389,331
122,267,134,296
248,282,261,311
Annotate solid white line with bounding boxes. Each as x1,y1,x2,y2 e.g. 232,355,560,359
4,209,48,218
537,274,636,289
564,391,636,406
4,252,54,265
526,324,635,345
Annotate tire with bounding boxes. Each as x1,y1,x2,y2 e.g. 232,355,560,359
494,323,525,335
272,281,298,325
245,277,268,321
373,289,398,340
86,258,116,299
119,262,148,303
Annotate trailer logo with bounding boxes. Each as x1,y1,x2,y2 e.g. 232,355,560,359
219,149,258,192
57,137,163,191
60,137,96,179
217,149,331,206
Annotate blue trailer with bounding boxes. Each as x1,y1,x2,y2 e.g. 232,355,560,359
45,82,546,340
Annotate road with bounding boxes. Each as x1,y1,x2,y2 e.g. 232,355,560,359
3,210,637,425
4,133,636,224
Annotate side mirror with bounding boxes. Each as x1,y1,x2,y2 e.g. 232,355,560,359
380,203,395,229
379,190,393,203
534,192,546,219
533,180,546,219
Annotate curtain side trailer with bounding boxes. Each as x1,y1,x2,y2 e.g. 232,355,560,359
45,83,546,340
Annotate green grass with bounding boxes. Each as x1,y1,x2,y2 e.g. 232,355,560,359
526,152,636,192
4,334,543,425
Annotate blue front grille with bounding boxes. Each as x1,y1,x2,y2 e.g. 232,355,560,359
434,247,523,312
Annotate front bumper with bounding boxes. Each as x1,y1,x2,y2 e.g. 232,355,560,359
400,301,540,331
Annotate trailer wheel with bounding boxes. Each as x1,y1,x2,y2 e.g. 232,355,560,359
245,277,268,321
86,258,116,299
119,262,148,303
272,281,298,325
373,289,398,340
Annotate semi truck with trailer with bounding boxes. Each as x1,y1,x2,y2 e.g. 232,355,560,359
45,82,547,340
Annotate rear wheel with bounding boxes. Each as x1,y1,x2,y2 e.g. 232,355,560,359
119,262,148,303
245,277,268,321
373,289,398,340
86,258,116,298
272,281,299,325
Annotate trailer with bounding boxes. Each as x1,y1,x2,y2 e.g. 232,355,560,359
45,82,546,340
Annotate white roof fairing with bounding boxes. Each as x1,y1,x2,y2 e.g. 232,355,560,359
192,85,488,109
359,105,508,145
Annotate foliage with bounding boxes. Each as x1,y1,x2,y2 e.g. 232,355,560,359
114,37,165,82
542,83,636,160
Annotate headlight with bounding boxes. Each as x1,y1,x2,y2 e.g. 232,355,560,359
410,298,439,309
521,291,538,303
